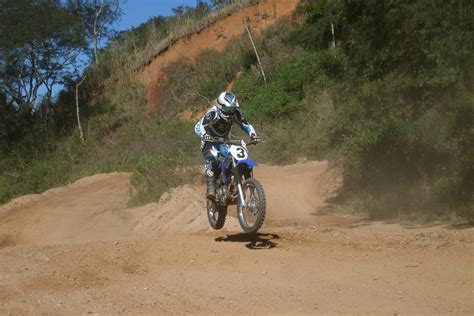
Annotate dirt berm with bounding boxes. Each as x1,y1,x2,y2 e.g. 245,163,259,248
0,161,473,314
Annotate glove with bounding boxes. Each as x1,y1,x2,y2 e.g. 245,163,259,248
203,134,213,142
250,134,261,143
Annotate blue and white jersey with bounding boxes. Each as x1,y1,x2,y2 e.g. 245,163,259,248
195,106,257,140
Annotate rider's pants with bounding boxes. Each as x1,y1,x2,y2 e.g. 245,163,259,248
201,142,219,177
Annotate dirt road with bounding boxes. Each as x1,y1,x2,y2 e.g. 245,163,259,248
1,161,473,315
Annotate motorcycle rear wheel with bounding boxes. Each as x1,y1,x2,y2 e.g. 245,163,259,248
237,178,266,233
207,200,227,230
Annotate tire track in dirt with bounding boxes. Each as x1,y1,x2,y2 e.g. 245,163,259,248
0,161,341,245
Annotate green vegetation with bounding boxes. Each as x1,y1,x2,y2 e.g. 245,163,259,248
305,0,474,220
108,0,256,72
0,0,253,205
129,118,200,205
1,0,472,222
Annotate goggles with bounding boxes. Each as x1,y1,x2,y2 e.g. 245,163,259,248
221,106,236,115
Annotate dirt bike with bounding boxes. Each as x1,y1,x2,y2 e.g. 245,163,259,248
206,138,266,234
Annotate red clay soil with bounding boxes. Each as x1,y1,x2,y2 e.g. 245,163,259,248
138,0,301,109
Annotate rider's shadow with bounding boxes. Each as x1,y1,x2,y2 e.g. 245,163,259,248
215,233,279,250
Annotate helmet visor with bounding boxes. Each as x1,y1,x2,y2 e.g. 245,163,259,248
221,106,236,115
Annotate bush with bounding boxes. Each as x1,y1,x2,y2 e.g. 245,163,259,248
130,151,199,205
283,0,474,220
234,50,323,120
129,117,201,204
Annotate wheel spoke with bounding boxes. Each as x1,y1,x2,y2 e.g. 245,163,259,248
237,179,266,233
207,200,227,230
243,184,257,223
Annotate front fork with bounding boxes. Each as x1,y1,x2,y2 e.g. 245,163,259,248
237,182,246,207
233,162,250,207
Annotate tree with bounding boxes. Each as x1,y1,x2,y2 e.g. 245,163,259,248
76,0,121,64
0,0,86,110
209,0,231,9
75,75,87,142
172,5,191,17
293,0,342,50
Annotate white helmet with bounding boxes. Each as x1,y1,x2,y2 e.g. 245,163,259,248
216,91,239,119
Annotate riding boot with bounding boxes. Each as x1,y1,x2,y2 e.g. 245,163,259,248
206,175,216,201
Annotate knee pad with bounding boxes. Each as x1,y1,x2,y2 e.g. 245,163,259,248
204,160,215,178
205,168,214,178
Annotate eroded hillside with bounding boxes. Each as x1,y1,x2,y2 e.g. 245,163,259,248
138,0,300,108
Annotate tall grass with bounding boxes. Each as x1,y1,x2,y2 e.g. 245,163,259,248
93,0,256,83
135,0,255,71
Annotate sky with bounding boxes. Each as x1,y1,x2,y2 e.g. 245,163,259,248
116,0,200,31
43,1,202,99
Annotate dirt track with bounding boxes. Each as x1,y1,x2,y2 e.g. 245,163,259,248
0,161,473,315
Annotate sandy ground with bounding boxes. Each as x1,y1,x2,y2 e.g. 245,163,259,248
3,1,472,315
1,161,473,315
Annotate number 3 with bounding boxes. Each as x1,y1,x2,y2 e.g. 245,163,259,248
236,148,246,158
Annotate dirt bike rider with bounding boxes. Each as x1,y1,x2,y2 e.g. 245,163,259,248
195,91,260,201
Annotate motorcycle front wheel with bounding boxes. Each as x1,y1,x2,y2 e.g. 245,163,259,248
207,200,227,230
237,178,266,233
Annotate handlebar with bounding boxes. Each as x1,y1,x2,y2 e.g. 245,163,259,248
206,138,259,146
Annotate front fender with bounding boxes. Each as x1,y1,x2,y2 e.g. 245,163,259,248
236,159,257,180
236,159,257,168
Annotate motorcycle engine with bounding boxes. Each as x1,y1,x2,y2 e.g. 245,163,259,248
216,185,228,203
